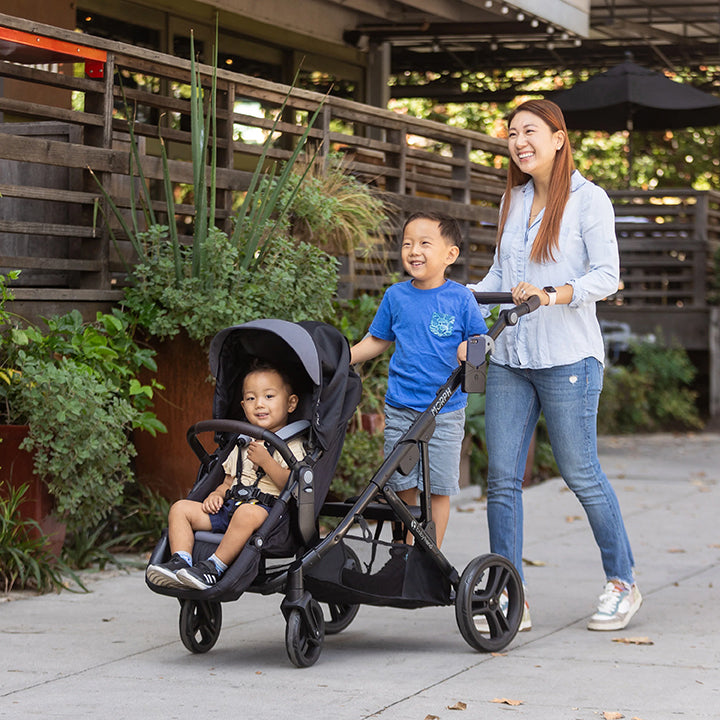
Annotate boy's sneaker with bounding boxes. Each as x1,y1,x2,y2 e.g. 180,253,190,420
146,553,191,589
587,580,642,631
474,591,532,633
177,559,221,590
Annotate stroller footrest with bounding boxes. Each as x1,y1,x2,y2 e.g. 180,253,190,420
194,531,225,546
321,501,422,522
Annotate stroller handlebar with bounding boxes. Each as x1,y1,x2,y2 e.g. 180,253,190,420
187,419,299,468
471,291,541,341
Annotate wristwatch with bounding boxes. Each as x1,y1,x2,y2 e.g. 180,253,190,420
543,286,557,306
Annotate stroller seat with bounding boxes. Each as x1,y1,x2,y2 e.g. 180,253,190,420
146,319,362,607
190,419,311,560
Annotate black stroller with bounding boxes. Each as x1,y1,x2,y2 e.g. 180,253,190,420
146,293,539,667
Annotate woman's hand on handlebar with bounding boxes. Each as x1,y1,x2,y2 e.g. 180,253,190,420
512,282,547,306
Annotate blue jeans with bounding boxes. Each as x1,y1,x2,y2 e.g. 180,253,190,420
484,359,635,585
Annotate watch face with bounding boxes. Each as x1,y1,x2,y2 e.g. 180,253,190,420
543,286,556,294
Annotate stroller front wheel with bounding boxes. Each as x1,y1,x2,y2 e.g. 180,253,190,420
455,553,523,653
179,599,222,653
285,600,325,668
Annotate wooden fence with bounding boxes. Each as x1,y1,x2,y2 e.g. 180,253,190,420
0,13,506,319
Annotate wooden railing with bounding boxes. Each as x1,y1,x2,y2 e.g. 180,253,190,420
0,13,506,317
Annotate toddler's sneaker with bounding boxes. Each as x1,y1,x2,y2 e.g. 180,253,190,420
177,558,221,590
587,580,642,631
146,553,191,589
474,591,532,633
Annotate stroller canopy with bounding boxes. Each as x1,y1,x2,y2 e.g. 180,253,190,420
209,319,361,454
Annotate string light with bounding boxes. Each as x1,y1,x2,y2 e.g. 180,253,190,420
517,12,525,21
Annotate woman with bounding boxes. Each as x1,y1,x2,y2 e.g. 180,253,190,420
468,99,641,632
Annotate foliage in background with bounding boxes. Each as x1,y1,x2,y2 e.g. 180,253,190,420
335,293,392,415
598,335,702,434
92,32,334,345
120,227,338,343
331,428,384,501
330,293,390,499
1,273,164,535
389,66,720,191
0,483,81,593
279,153,391,256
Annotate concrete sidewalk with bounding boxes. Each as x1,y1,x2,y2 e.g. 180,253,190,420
1,433,719,719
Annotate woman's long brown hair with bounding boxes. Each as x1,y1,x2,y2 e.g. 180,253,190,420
496,99,575,263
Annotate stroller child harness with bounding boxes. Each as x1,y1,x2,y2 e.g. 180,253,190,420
225,439,278,510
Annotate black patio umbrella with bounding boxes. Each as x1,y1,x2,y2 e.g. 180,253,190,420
550,57,720,185
552,58,720,133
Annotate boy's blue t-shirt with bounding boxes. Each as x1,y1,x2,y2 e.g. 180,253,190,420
369,279,488,413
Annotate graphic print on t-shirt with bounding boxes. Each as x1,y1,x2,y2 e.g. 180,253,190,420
429,312,456,338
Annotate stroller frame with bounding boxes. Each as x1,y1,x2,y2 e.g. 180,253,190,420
147,295,539,667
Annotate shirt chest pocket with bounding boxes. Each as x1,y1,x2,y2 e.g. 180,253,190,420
499,226,524,262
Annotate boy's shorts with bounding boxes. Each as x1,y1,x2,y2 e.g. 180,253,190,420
383,404,465,496
209,498,272,533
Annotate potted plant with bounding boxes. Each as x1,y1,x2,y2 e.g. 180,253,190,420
0,270,164,551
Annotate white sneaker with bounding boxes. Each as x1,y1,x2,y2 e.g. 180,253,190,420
474,591,532,633
587,580,642,631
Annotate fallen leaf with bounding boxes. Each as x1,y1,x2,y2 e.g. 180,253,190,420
612,636,654,645
522,557,546,567
456,506,475,513
491,652,507,657
491,698,523,706
424,715,440,720
603,712,624,720
631,716,648,720
565,515,583,523
447,701,467,710
667,548,686,554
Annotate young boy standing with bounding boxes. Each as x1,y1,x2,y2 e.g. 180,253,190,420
146,360,304,590
350,211,487,547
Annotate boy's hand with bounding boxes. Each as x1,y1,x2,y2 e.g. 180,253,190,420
457,340,468,363
246,440,272,469
202,492,224,514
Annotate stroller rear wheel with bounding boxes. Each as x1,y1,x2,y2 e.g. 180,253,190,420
322,600,360,635
179,599,222,653
455,553,523,653
323,545,361,634
285,599,325,668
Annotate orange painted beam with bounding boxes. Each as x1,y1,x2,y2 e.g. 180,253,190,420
0,26,107,63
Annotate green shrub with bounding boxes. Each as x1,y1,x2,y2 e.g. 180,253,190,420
1,283,164,536
598,336,702,433
122,228,339,343
331,427,385,501
0,483,80,593
335,293,391,415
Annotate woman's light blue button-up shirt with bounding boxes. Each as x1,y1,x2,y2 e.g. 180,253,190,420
468,170,619,369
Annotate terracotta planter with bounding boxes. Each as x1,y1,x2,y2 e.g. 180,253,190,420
0,424,66,557
133,332,215,501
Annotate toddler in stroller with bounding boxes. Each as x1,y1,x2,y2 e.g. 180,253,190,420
146,358,305,590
